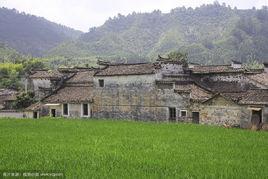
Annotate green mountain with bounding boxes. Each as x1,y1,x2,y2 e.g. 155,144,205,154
0,7,82,57
49,3,268,64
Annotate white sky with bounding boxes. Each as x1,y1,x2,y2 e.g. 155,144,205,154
0,0,267,32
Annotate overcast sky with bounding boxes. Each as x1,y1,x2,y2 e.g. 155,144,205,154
0,0,267,32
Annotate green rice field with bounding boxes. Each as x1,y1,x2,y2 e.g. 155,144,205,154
0,118,267,178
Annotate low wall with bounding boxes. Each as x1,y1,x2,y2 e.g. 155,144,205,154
0,110,25,118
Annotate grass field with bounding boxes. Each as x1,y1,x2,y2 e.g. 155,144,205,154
0,118,267,178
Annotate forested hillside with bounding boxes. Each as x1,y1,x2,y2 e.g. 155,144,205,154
1,3,268,65
49,3,268,64
0,7,82,56
0,43,23,63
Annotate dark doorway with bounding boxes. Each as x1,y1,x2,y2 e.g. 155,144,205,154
251,110,262,126
82,103,89,116
33,112,38,119
169,107,176,121
51,109,56,117
192,112,200,124
98,79,104,87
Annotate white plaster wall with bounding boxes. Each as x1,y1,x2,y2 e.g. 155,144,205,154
47,103,91,118
32,79,52,92
0,111,24,118
231,63,242,69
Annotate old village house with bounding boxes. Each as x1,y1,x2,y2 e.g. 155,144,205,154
11,59,268,129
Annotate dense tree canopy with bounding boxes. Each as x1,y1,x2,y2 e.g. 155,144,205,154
1,4,268,66
49,4,268,65
0,59,45,89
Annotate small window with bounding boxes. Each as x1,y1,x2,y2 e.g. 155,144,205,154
99,79,104,87
82,103,89,116
180,110,187,117
63,103,69,116
169,107,176,121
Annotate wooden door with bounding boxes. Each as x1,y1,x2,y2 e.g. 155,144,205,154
192,112,200,124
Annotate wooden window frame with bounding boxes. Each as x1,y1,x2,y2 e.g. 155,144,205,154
180,110,187,117
169,107,176,121
81,103,90,117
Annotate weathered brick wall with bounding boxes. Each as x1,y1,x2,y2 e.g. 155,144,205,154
191,96,251,127
92,74,190,121
199,105,250,127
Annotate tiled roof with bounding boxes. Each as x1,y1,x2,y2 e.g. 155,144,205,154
175,83,212,101
94,63,157,76
42,69,95,104
191,65,244,74
43,86,93,103
66,70,95,84
29,70,64,79
196,80,257,93
204,89,268,105
25,102,43,111
0,89,17,102
247,73,268,87
238,89,268,105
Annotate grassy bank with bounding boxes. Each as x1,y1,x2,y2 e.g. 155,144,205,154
0,118,267,178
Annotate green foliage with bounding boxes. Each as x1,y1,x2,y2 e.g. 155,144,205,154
49,4,268,65
0,59,45,89
1,4,268,66
0,118,267,178
0,63,23,73
12,92,35,109
167,51,188,64
0,43,23,63
22,58,46,74
0,63,23,89
244,60,264,70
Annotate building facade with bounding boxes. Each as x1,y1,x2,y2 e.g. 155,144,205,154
25,59,268,129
